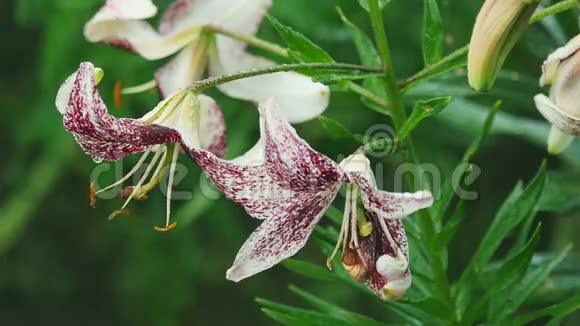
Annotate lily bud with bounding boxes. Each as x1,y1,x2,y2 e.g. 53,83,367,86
468,0,539,91
534,35,580,154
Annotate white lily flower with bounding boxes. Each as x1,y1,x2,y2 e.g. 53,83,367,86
534,34,580,154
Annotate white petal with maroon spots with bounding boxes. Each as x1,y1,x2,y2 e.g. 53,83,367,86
226,188,338,282
56,62,182,162
340,154,433,220
260,99,344,190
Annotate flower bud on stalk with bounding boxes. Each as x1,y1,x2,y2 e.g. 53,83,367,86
534,35,580,154
468,0,540,91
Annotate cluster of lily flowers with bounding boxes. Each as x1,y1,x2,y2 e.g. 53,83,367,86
55,0,434,300
53,0,580,303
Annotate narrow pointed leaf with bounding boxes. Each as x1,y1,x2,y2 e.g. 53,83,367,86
317,116,358,141
281,259,338,282
357,0,392,12
268,16,334,63
398,96,451,141
488,224,542,319
422,0,444,65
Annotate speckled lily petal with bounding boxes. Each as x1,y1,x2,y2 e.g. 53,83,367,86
260,99,343,190
190,97,342,222
84,0,200,60
535,94,580,136
209,51,330,123
340,154,434,219
226,190,338,282
198,95,227,158
357,210,411,300
55,62,181,162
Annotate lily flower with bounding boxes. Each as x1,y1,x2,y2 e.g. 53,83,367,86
84,0,330,123
190,99,433,300
534,34,580,154
56,62,226,230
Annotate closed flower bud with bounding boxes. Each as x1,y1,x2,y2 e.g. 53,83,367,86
534,35,580,154
468,0,539,91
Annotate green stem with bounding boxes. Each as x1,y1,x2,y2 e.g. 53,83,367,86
400,0,579,89
204,25,290,58
368,0,448,302
368,0,406,129
189,63,383,93
206,25,389,109
529,0,579,24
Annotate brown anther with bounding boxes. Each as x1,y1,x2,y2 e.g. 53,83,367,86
119,187,148,201
341,248,367,282
114,81,123,109
89,182,97,208
154,222,177,232
108,209,132,221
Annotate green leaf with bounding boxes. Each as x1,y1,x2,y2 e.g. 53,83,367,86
258,299,351,326
469,162,546,270
268,16,334,63
513,292,580,326
398,96,451,141
281,259,338,282
487,224,542,319
317,116,358,141
455,162,546,320
336,7,386,113
422,0,444,65
289,286,384,326
312,72,383,84
496,244,572,319
357,0,392,12
432,101,500,222
432,200,466,250
401,45,467,92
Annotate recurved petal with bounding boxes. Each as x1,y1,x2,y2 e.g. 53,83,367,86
56,62,182,162
260,99,344,191
541,34,580,86
535,93,580,136
209,51,330,123
340,154,434,219
84,0,200,60
225,190,338,282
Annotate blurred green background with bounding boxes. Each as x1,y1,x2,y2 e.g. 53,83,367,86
2,0,580,325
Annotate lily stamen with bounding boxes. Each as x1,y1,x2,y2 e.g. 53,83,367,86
114,147,166,218
95,149,152,195
326,185,353,271
162,143,181,230
121,80,158,95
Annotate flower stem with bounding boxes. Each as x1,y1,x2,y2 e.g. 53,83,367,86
368,0,406,129
204,26,388,109
188,63,384,93
368,0,449,302
529,0,579,24
204,25,289,58
400,0,579,89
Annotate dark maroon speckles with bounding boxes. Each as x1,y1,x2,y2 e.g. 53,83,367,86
58,63,182,162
